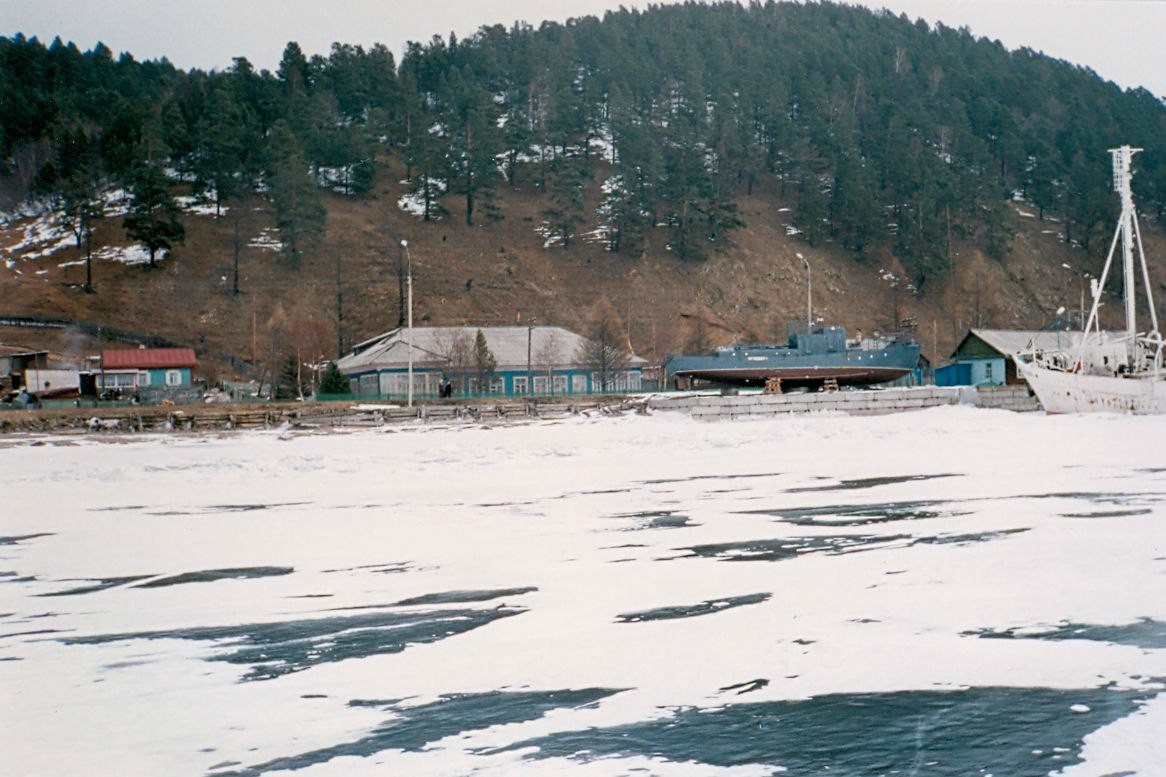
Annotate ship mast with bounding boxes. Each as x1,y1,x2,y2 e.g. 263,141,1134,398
1113,146,1141,342
1080,145,1159,365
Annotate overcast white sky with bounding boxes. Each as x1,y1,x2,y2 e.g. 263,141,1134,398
2,0,1163,98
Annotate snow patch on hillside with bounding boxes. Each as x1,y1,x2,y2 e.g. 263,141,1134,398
248,228,283,252
93,244,155,266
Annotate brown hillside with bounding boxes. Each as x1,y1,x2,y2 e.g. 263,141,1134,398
2,161,1163,383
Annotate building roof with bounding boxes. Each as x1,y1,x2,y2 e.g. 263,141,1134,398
338,325,646,374
952,329,1082,359
102,347,197,370
0,347,49,358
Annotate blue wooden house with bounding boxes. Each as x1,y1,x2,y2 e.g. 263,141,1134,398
97,347,197,396
336,325,646,398
937,329,1080,386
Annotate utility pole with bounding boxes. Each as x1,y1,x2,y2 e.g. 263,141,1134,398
83,219,93,293
397,239,406,328
335,251,344,358
527,316,535,394
402,240,413,407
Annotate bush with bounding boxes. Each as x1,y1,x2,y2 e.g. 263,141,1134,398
318,362,350,394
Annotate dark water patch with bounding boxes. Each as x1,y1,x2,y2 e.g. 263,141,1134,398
608,510,695,530
719,678,769,695
63,605,525,681
209,502,311,512
322,561,412,574
672,534,912,562
476,499,542,508
910,527,1028,546
966,618,1166,649
643,472,781,485
286,593,333,599
502,685,1155,774
743,500,967,527
788,473,962,493
566,487,634,497
220,688,623,776
0,533,54,545
601,543,648,550
1031,491,1166,506
322,602,409,613
617,593,771,623
1060,508,1152,518
88,505,148,512
37,574,156,597
147,501,311,516
134,567,294,589
1,627,67,639
0,574,38,584
393,587,537,606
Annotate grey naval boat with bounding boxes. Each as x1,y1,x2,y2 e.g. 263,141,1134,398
665,323,921,391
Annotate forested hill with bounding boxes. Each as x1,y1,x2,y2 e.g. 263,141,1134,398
2,0,1165,291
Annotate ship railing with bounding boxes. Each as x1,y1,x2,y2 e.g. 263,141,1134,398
1136,330,1164,375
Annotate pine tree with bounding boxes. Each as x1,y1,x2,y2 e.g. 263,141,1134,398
194,86,254,215
318,362,350,394
123,163,185,268
473,329,497,394
542,154,590,248
267,121,326,266
443,68,502,226
830,150,882,255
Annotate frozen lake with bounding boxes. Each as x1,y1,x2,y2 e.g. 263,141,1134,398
2,406,1164,776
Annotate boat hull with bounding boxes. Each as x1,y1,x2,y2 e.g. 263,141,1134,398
666,340,920,390
668,364,912,390
1016,361,1166,414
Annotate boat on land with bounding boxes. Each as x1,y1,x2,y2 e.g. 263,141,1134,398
664,323,921,391
1016,145,1166,414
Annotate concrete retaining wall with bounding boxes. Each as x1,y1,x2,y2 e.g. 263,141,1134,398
647,385,1039,419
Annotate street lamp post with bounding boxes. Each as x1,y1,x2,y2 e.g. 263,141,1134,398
401,240,413,408
397,240,406,328
1080,272,1090,330
797,252,812,331
527,316,536,395
1063,262,1090,329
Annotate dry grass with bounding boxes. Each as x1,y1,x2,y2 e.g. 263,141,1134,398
2,160,1161,379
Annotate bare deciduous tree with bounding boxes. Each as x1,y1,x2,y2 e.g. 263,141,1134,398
577,299,631,392
535,328,562,391
432,329,475,394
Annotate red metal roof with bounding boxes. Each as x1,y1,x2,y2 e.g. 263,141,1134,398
102,348,197,369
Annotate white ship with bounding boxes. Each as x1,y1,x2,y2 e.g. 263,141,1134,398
1016,145,1166,414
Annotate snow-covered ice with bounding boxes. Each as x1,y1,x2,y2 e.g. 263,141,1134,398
0,406,1163,775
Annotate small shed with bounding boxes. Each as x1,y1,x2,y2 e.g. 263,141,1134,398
0,349,49,392
943,329,1081,386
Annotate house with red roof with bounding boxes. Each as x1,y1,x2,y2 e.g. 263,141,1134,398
93,347,198,396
